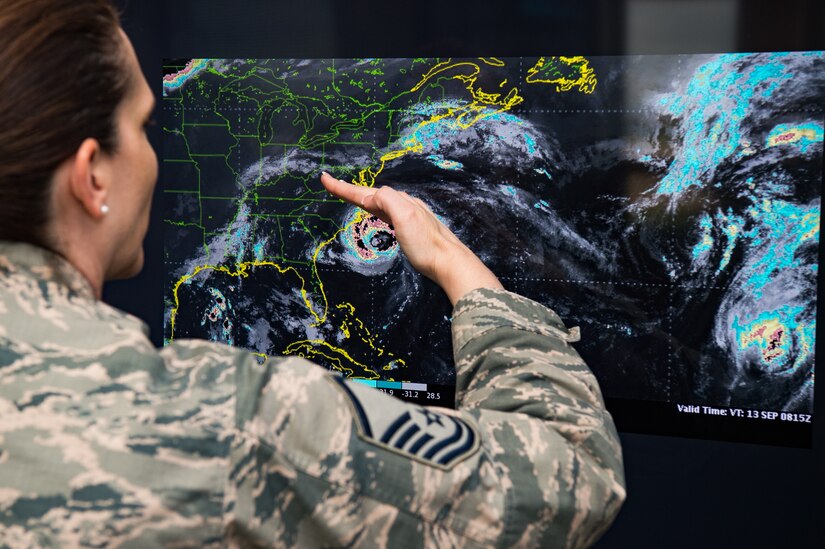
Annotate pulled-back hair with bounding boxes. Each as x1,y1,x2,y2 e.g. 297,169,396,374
0,0,129,248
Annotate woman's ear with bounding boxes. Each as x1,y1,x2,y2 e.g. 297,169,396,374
68,138,110,219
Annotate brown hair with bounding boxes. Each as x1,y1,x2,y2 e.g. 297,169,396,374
0,0,129,248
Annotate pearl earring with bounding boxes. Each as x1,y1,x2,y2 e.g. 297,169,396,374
101,204,110,215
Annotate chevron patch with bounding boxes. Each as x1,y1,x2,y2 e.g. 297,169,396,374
332,376,480,469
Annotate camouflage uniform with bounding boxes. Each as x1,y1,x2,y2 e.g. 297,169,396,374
0,241,625,548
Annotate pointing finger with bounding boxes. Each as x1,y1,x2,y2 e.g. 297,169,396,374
320,172,373,206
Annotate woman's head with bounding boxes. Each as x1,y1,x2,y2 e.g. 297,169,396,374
0,0,157,288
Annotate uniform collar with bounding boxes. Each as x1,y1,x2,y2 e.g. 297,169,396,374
0,240,96,301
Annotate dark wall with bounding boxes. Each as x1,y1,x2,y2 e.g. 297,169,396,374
106,1,824,547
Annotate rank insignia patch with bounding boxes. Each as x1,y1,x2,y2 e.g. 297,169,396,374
332,376,480,469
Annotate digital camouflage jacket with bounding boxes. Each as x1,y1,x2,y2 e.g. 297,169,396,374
0,241,625,548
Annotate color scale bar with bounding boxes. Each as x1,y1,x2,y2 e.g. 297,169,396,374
352,379,427,391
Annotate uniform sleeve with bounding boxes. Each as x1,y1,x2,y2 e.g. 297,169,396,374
225,288,625,549
451,288,626,547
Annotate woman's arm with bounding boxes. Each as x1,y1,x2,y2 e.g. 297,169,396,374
224,174,625,547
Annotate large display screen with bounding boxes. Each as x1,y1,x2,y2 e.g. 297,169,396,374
162,53,823,446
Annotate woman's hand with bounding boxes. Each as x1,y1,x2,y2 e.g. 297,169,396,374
320,172,503,305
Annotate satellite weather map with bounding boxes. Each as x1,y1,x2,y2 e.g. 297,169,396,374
162,54,824,445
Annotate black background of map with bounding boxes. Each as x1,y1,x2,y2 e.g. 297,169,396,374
162,55,822,445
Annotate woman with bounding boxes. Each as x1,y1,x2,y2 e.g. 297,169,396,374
0,0,625,547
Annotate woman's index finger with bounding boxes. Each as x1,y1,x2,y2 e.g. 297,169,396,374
320,172,374,205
